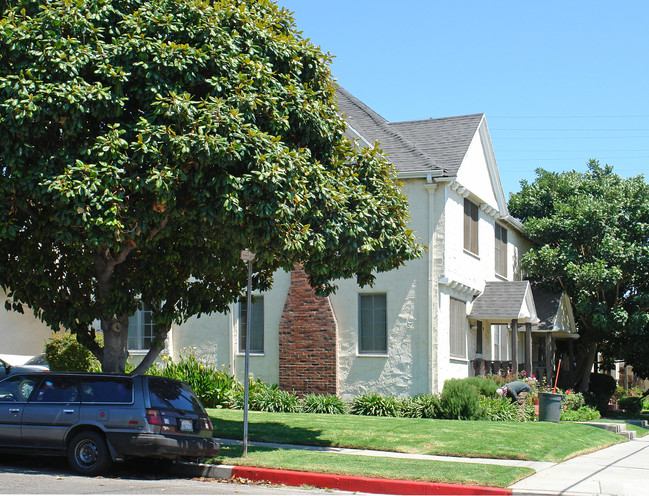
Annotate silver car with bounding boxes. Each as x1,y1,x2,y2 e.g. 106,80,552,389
0,372,220,475
0,357,49,379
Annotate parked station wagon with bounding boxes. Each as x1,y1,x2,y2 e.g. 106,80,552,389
0,372,220,475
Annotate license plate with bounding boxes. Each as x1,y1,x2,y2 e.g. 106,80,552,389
180,419,193,432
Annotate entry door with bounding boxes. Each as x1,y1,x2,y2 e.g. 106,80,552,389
21,376,80,448
0,375,41,446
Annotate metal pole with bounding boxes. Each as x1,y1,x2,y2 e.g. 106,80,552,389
243,258,252,457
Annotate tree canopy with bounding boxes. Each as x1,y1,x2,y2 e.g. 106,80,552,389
509,160,649,385
0,0,422,372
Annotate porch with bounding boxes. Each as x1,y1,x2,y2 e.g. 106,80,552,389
468,281,579,387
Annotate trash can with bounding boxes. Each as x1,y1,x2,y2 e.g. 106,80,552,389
538,392,563,422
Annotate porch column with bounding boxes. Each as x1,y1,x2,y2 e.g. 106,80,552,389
568,339,575,387
545,333,553,386
511,319,519,374
525,323,532,376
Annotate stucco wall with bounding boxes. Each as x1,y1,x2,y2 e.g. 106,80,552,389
171,270,290,385
0,291,53,355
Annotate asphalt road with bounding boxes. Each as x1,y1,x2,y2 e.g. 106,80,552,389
0,454,334,495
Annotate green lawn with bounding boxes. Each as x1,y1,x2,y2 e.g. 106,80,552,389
208,409,625,463
206,445,535,488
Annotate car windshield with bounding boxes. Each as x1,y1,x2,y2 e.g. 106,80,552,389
148,377,204,414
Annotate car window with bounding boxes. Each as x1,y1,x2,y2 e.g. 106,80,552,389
32,376,79,403
0,375,41,402
81,377,133,403
148,377,204,414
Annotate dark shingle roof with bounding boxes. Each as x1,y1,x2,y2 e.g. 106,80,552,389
390,115,484,178
335,86,483,177
469,281,535,322
335,86,439,174
532,287,563,331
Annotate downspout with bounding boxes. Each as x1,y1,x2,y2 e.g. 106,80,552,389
424,174,438,394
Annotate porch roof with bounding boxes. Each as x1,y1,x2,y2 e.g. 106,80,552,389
532,286,579,338
468,281,539,324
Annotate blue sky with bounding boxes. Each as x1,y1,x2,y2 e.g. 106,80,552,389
278,1,649,198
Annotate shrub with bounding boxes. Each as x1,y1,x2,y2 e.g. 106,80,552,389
462,376,499,397
560,406,601,421
479,396,519,421
587,373,617,414
150,352,236,408
301,394,347,415
562,391,586,412
439,379,482,420
44,333,102,372
618,396,643,415
350,393,401,417
404,394,440,419
232,380,300,413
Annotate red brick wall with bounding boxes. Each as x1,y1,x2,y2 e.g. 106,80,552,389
278,267,338,396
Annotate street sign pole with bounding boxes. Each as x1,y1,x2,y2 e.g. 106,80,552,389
240,250,255,457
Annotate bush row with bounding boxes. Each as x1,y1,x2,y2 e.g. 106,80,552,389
43,336,605,421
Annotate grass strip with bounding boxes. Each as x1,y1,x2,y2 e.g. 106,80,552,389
208,408,624,463
206,445,534,488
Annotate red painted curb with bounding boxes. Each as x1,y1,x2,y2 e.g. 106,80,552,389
231,466,512,495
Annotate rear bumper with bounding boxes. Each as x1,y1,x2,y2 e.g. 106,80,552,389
107,432,220,460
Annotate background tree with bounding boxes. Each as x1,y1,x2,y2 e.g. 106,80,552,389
0,0,422,373
509,160,649,390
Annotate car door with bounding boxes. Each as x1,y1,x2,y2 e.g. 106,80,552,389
21,375,80,449
0,375,41,446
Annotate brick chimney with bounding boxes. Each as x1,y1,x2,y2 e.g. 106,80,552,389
278,266,338,396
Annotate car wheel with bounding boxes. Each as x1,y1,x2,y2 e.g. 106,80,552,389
17,380,35,401
67,431,112,476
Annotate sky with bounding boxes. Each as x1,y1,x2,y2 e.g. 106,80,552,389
278,1,649,199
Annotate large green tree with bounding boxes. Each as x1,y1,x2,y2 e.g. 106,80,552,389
509,161,649,390
0,0,422,373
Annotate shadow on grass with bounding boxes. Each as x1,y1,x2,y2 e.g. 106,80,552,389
210,416,332,446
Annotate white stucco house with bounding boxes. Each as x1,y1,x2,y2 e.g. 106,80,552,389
1,86,578,396
159,86,577,397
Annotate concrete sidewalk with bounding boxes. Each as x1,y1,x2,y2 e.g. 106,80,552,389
175,434,647,495
510,434,649,496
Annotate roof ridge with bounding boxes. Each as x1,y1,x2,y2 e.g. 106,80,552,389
336,85,440,172
391,113,485,126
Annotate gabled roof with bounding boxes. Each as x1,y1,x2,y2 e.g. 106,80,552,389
390,115,484,178
468,281,539,324
532,286,578,338
335,86,440,174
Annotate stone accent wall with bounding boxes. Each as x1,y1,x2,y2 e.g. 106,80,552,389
278,267,338,396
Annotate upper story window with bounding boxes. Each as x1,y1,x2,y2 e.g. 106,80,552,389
239,296,264,353
449,297,467,359
495,223,508,277
128,304,156,351
464,199,479,255
359,293,387,354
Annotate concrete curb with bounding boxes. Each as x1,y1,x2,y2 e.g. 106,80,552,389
172,461,512,495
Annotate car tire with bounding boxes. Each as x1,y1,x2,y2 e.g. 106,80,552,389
67,431,112,476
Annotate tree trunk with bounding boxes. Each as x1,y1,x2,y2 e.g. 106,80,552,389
573,341,598,392
131,324,171,375
101,315,130,373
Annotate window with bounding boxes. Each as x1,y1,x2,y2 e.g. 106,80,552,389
128,304,156,351
450,298,467,359
81,377,133,403
359,294,387,354
33,376,79,403
476,322,483,355
239,296,264,353
464,199,479,255
495,223,508,276
493,325,510,360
